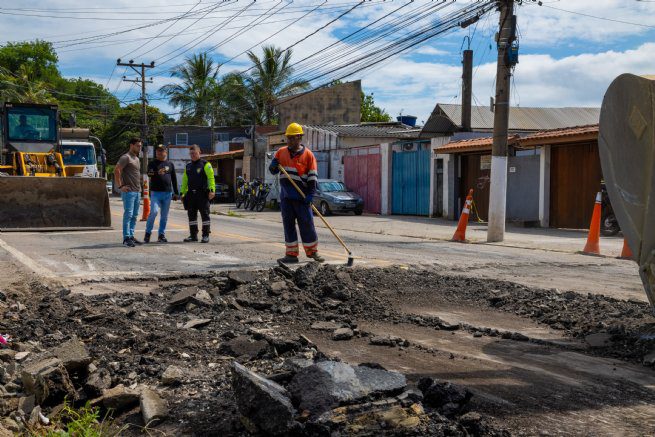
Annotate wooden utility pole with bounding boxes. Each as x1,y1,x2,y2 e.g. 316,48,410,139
117,59,155,174
487,0,515,242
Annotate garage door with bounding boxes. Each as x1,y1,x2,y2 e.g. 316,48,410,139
392,150,430,216
343,151,381,214
550,143,602,229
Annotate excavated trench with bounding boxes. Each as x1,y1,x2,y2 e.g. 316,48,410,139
1,264,655,436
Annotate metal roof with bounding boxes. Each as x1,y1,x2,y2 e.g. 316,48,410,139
421,103,601,136
436,124,599,154
305,123,421,139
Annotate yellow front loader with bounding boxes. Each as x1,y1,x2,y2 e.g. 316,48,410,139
0,102,110,230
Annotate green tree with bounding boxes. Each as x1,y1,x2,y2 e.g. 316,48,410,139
160,53,222,126
0,40,60,84
246,45,309,124
361,91,391,122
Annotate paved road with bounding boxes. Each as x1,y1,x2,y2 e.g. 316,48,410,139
0,198,645,301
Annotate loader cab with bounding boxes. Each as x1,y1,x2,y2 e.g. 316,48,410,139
0,103,62,176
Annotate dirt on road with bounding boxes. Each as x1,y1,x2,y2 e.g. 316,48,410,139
1,263,655,436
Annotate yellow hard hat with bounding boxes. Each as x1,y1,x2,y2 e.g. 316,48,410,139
285,122,304,136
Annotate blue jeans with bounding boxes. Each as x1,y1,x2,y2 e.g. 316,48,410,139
121,191,140,239
146,191,172,235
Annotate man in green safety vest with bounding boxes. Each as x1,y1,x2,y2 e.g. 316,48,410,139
181,144,216,243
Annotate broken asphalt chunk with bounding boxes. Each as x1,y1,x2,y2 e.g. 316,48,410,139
231,362,296,436
140,388,168,427
289,361,407,415
52,337,91,373
21,357,77,406
418,377,472,417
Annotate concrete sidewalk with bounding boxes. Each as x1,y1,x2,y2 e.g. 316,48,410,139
203,202,625,257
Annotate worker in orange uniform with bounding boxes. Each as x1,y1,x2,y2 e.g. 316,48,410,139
269,122,324,264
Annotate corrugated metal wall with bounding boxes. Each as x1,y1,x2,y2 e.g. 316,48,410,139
392,150,430,216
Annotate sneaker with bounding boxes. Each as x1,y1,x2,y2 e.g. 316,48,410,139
130,236,143,245
158,234,168,243
201,235,209,243
307,253,325,263
277,255,299,265
144,233,151,243
123,237,135,248
183,236,198,242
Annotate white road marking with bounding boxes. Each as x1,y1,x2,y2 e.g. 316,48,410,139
0,236,56,279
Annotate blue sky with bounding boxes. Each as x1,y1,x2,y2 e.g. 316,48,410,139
3,0,655,123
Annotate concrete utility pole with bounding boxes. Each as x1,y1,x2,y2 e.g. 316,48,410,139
461,48,473,132
487,0,515,242
117,59,155,174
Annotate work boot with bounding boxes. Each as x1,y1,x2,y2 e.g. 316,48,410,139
183,235,198,242
158,234,168,243
277,255,299,265
143,232,151,243
307,253,325,263
122,237,135,248
130,236,143,245
201,235,209,243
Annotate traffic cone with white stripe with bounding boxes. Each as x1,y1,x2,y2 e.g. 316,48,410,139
582,192,602,255
452,189,474,242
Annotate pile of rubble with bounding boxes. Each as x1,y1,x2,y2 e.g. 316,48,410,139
0,264,515,435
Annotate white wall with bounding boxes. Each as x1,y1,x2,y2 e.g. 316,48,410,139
430,136,451,218
539,145,551,227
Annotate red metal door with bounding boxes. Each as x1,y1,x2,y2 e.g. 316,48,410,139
344,152,381,214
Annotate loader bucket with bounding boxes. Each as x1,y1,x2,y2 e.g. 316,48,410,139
0,176,111,231
599,73,655,306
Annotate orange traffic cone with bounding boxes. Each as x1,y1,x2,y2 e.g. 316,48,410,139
452,189,474,242
619,239,634,260
582,192,602,255
140,176,151,221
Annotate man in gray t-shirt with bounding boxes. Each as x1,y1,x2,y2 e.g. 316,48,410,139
114,138,143,247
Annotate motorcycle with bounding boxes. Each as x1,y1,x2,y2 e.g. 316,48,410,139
243,180,258,210
250,180,271,212
601,182,620,236
235,176,246,209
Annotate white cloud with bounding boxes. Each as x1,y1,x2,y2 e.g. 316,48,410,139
362,42,655,122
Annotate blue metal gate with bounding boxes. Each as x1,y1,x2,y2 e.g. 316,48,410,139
392,150,430,215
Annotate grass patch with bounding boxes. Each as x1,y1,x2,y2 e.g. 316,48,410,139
226,210,244,218
27,402,127,437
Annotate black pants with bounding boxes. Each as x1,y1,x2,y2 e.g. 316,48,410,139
186,190,211,237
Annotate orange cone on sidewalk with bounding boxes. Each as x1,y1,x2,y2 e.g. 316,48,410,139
140,176,151,221
582,192,602,255
452,189,474,242
619,239,634,260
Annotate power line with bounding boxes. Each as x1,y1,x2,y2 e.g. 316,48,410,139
530,2,655,29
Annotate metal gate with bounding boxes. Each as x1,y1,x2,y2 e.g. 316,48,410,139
314,152,329,179
343,151,381,214
392,150,430,215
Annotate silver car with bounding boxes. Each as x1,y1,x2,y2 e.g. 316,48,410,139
313,179,364,216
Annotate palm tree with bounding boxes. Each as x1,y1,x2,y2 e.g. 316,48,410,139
0,65,54,104
246,45,309,124
159,53,221,125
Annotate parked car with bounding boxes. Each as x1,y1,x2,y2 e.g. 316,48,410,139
211,182,230,203
313,179,364,216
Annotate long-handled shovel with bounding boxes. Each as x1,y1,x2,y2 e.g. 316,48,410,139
278,165,355,267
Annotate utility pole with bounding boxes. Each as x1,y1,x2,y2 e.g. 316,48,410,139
487,0,516,242
117,59,155,219
461,48,473,132
117,59,155,173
